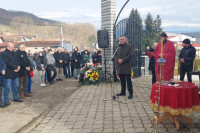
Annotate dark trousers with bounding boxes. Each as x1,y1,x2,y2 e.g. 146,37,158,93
119,74,133,95
152,70,156,84
18,74,28,96
180,67,192,82
63,63,71,78
47,69,57,83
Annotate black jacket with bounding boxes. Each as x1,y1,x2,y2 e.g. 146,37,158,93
179,45,196,70
148,48,155,71
97,51,102,63
15,50,30,77
72,52,81,69
92,52,98,63
63,52,71,64
36,56,47,71
1,49,19,79
54,52,64,68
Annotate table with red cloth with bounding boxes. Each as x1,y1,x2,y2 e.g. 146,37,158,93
150,81,200,130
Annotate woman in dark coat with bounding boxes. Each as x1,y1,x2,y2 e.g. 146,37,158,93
36,52,47,86
82,50,90,66
72,47,81,79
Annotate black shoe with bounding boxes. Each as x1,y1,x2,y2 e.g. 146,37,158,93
128,94,133,99
50,81,55,85
0,103,5,108
13,99,23,102
116,93,126,96
65,76,68,78
59,79,63,81
4,102,11,106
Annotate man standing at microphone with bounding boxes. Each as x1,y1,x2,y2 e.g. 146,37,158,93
115,36,133,99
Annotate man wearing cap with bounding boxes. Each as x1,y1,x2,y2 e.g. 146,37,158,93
154,32,176,81
179,39,196,82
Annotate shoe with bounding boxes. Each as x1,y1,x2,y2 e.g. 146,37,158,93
13,99,23,102
4,102,11,106
116,93,126,96
65,76,68,78
25,94,33,97
58,79,63,81
19,95,26,99
0,103,5,108
128,94,133,99
40,83,43,86
50,81,55,85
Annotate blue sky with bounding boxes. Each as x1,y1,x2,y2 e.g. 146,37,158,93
1,0,200,33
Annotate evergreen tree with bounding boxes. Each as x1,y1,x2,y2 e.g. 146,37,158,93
153,15,162,42
143,13,154,50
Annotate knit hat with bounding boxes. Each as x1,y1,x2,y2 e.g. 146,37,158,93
182,39,190,45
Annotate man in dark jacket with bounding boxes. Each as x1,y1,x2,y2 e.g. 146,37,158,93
16,44,32,99
1,42,23,106
63,49,71,78
97,48,102,65
115,36,133,99
0,56,6,108
92,49,98,66
54,47,64,81
179,39,196,82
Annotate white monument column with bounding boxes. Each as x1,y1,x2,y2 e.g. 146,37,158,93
101,0,116,74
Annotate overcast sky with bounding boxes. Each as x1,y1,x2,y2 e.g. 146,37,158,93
1,0,200,33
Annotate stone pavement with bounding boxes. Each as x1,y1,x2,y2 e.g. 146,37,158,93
21,76,200,133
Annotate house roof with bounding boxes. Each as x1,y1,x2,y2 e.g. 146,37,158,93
0,41,60,48
1,35,23,42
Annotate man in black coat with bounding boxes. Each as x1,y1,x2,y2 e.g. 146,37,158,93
63,49,71,78
179,39,196,82
54,47,64,81
1,42,23,106
115,36,133,99
92,49,98,66
15,44,32,99
97,48,102,65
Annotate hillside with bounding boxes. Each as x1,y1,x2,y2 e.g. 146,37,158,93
0,8,97,48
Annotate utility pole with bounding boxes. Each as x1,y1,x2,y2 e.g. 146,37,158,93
60,25,64,48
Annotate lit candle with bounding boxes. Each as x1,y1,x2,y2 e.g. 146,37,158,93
161,39,163,58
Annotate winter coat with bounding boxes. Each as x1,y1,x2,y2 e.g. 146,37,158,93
115,43,133,74
0,56,6,85
1,49,19,79
97,51,102,63
92,52,98,64
54,52,64,68
46,53,56,71
82,54,90,65
63,52,71,65
179,45,196,70
148,48,155,71
72,52,81,69
15,50,30,77
36,56,47,71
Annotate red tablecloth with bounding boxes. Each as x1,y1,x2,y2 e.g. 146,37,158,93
150,82,200,115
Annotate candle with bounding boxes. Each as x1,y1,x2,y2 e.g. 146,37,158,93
161,39,163,58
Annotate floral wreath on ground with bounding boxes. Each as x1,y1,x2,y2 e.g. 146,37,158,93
79,64,102,85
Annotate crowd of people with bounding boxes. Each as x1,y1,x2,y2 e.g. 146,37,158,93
0,43,103,108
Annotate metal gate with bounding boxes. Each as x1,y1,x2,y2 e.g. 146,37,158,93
114,18,142,77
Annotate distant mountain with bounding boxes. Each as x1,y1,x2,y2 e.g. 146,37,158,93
0,8,97,48
0,8,59,26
